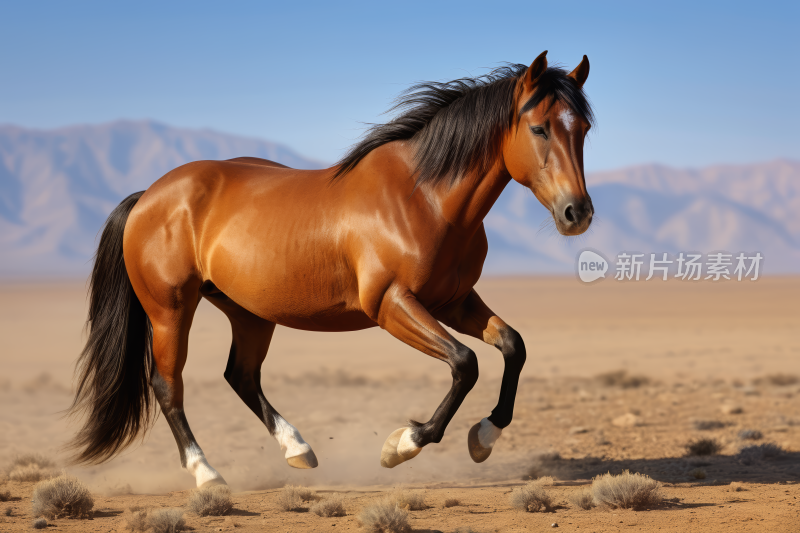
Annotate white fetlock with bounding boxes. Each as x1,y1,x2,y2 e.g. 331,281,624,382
184,445,227,487
381,427,422,468
273,416,318,469
467,417,502,463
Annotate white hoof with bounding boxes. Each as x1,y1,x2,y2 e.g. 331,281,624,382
185,446,227,488
467,418,502,463
273,416,318,469
380,427,422,468
287,449,318,469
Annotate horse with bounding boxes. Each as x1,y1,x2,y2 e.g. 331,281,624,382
68,50,595,487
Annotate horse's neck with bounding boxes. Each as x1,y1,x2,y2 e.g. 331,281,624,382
434,159,512,235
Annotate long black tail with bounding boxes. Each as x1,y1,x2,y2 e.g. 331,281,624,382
68,191,155,464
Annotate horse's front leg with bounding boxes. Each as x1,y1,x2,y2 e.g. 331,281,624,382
376,287,479,468
437,289,526,463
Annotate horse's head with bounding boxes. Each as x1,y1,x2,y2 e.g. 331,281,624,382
503,51,594,236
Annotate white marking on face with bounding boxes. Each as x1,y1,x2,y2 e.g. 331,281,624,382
476,417,502,449
559,109,575,132
184,444,224,487
273,415,313,459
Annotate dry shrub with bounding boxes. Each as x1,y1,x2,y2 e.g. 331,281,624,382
32,518,47,529
296,486,321,502
123,508,150,532
0,489,11,502
596,370,650,389
755,374,799,387
32,474,94,519
391,488,427,510
443,498,460,508
736,443,785,465
729,482,746,492
276,485,305,512
509,479,553,513
693,420,728,431
310,494,346,517
147,508,185,533
685,438,722,456
738,429,763,440
570,489,594,510
6,454,57,482
591,471,662,509
358,497,410,533
690,468,707,480
187,485,233,516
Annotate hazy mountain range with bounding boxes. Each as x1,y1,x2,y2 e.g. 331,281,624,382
1,120,797,278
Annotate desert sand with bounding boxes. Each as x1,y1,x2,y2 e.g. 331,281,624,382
1,276,799,531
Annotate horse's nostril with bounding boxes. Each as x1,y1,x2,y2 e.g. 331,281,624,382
564,204,576,223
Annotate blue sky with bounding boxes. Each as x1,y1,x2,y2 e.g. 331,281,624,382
1,0,797,170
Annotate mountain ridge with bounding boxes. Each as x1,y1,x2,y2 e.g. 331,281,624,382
1,120,797,277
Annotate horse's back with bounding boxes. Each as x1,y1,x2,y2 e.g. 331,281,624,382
225,156,292,169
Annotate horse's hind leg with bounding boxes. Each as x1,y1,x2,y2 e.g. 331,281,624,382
205,292,318,469
147,287,227,488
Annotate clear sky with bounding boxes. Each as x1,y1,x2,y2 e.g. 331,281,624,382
1,0,797,171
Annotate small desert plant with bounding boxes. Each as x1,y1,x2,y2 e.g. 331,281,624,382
358,497,411,533
147,508,185,533
187,485,233,516
738,429,763,440
693,420,728,431
756,374,799,387
4,507,13,516
276,485,305,512
443,498,460,508
596,370,650,388
297,486,321,502
310,494,346,517
685,438,722,456
729,482,746,492
0,489,11,501
123,508,150,532
6,454,57,482
736,442,785,465
569,489,594,510
32,517,48,529
391,488,427,511
591,471,662,509
509,479,553,513
690,468,707,480
32,473,94,519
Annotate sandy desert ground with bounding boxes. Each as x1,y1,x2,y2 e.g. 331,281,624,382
1,276,799,532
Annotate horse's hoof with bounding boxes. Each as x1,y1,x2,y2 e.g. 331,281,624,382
198,476,228,488
287,449,318,469
380,427,422,468
467,418,502,463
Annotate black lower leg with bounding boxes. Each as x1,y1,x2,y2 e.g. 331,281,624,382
488,327,526,429
413,345,479,446
151,369,202,467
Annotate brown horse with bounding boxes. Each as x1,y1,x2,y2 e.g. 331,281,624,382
69,51,594,487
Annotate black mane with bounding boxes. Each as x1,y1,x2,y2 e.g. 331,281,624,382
333,64,594,186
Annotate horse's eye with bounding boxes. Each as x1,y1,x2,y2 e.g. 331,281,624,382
530,126,548,140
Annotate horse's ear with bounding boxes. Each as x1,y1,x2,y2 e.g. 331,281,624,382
568,55,590,88
524,50,548,92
